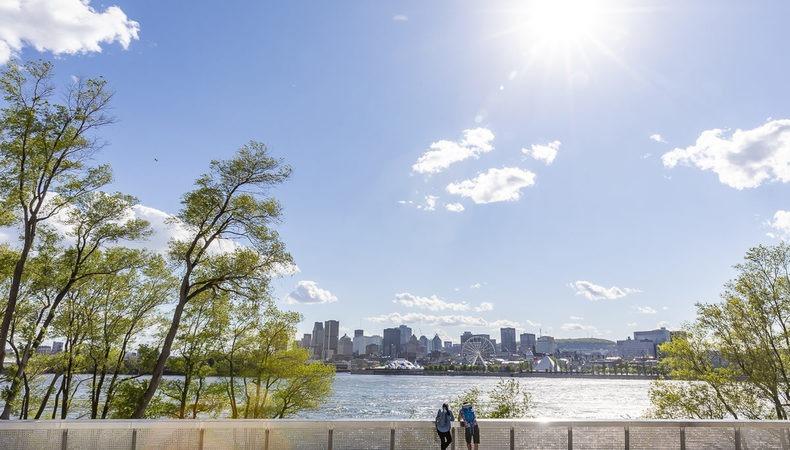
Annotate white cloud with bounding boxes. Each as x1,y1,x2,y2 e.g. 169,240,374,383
661,119,790,189
0,0,140,64
523,140,561,165
412,128,495,174
657,320,670,328
561,322,597,332
394,292,493,312
570,280,641,301
626,322,637,327
446,167,536,204
649,134,666,143
286,281,337,305
422,195,438,211
445,202,465,212
635,306,657,314
392,14,408,21
569,315,584,321
367,312,518,328
768,210,790,239
470,282,482,289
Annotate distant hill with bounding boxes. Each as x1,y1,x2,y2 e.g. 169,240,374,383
555,338,616,352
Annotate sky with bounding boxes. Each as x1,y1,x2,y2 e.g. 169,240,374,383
2,0,790,343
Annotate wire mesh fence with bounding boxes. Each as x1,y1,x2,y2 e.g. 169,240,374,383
0,419,788,449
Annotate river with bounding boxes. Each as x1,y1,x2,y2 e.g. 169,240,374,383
6,373,654,419
295,373,653,419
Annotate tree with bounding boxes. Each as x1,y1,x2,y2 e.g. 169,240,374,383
0,61,114,368
648,243,790,419
1,192,149,419
133,142,292,418
451,379,533,419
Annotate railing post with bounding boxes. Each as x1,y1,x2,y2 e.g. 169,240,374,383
264,428,269,450
389,428,395,450
624,426,629,450
680,427,686,450
451,427,456,450
568,426,573,450
131,428,137,450
510,427,515,450
734,427,741,450
61,428,68,450
328,428,333,450
198,426,205,450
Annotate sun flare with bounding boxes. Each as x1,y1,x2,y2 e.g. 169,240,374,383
528,0,606,44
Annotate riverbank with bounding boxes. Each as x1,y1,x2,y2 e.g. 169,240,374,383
351,369,658,379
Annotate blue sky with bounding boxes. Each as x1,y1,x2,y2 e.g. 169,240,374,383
3,0,790,342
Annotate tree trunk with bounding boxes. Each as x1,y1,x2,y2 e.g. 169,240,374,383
34,373,61,420
132,298,188,418
0,230,34,370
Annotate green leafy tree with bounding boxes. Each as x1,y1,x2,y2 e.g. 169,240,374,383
451,379,533,419
133,142,292,418
648,243,790,419
0,61,115,369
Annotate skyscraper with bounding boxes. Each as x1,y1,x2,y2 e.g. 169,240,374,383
432,334,442,353
300,333,312,349
311,322,324,359
323,320,339,360
383,327,401,357
500,327,517,354
398,325,412,345
520,332,536,354
338,334,353,356
460,331,473,344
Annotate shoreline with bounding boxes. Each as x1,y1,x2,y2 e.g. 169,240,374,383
350,370,659,380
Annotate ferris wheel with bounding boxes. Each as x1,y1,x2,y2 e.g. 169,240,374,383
461,336,496,365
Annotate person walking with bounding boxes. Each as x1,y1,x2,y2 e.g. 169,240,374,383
435,403,454,449
459,402,480,450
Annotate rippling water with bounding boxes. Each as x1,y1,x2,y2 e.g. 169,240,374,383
295,373,653,420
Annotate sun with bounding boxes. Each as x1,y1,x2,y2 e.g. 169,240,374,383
528,0,606,45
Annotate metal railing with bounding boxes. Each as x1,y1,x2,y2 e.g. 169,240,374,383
0,419,788,449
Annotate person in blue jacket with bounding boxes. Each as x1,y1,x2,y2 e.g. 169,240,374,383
435,403,454,449
459,402,480,450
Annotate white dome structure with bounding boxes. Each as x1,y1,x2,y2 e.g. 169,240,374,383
383,359,423,370
533,356,558,372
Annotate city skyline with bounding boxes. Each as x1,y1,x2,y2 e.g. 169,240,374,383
2,0,790,343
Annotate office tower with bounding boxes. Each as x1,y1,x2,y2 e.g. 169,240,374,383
500,327,517,353
311,322,324,359
383,327,401,357
398,324,412,345
519,332,536,354
323,320,339,360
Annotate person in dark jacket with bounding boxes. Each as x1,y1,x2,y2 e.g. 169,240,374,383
435,403,454,449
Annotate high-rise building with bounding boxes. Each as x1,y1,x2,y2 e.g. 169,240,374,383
418,335,429,355
460,331,473,344
536,335,557,355
519,333,536,354
300,333,312,349
634,327,671,346
500,327,517,354
399,325,412,345
338,334,353,357
432,334,442,353
383,327,401,357
616,337,656,359
354,329,364,338
444,341,452,350
323,320,339,360
311,322,324,359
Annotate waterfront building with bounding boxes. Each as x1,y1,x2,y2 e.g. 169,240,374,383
365,343,380,356
52,341,64,353
323,320,339,360
634,327,671,345
311,322,324,359
536,335,557,355
519,333,536,354
501,327,517,354
338,334,353,357
382,327,401,357
36,345,52,354
418,335,429,355
432,334,442,353
398,325,412,345
460,331,473,344
617,337,656,359
405,335,419,361
300,333,312,349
